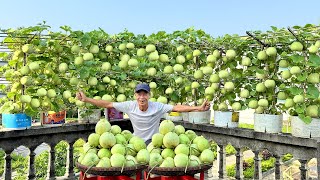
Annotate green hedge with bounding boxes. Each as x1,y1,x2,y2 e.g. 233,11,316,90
227,157,277,178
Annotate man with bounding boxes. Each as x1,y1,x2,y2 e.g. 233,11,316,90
76,83,210,144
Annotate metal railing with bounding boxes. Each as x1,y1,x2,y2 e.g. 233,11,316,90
0,120,319,180
174,121,320,180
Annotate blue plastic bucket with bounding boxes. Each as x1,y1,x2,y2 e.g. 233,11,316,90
2,113,32,130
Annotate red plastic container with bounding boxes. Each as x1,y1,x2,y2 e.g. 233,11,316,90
79,171,141,180
79,171,204,180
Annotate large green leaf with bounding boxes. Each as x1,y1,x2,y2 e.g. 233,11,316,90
295,105,305,114
298,114,312,124
119,73,127,80
79,68,90,79
304,24,314,28
306,86,319,99
0,102,14,114
0,84,6,91
288,87,303,95
0,52,8,58
8,59,19,66
3,37,14,49
290,55,304,63
308,54,320,67
6,92,16,99
80,33,91,47
296,73,307,82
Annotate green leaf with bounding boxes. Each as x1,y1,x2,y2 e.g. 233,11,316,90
0,102,14,114
271,26,278,31
293,26,301,29
306,86,319,99
295,106,304,114
79,68,90,79
231,69,243,79
226,93,236,100
249,90,256,96
60,25,72,32
296,73,307,82
256,69,265,74
0,84,6,91
298,114,312,124
39,40,47,46
72,30,84,38
247,66,258,71
80,33,91,47
7,92,16,99
3,37,14,50
119,73,127,80
290,55,304,63
84,60,98,67
288,87,303,95
304,24,314,28
0,52,8,58
112,66,121,71
8,59,19,67
308,54,320,67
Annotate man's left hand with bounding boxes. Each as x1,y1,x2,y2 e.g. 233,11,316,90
199,99,210,111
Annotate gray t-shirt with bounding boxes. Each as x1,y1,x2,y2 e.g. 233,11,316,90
113,101,173,141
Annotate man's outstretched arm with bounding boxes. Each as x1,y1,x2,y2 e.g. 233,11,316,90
172,99,210,112
76,91,114,109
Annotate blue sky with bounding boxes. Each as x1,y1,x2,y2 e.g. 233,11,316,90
1,0,320,37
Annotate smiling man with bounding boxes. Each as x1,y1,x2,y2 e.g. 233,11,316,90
76,83,210,144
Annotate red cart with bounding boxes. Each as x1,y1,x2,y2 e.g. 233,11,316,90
76,162,147,180
144,165,212,180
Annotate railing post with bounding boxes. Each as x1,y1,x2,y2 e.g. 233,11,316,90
4,150,12,180
274,154,282,180
218,144,226,179
299,159,308,180
28,147,37,180
65,141,75,179
317,141,320,180
48,143,56,179
254,150,262,180
235,147,244,180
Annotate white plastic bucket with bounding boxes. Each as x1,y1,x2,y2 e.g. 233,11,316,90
166,115,183,121
188,111,211,124
291,116,320,138
181,112,189,122
164,112,183,121
214,111,238,128
162,113,168,119
254,114,283,133
78,109,101,123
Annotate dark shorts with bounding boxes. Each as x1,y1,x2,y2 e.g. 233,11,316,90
141,139,152,179
145,139,152,146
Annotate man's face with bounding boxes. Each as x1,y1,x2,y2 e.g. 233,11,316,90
135,90,150,106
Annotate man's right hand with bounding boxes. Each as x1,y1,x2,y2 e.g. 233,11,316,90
76,91,113,109
76,91,87,102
